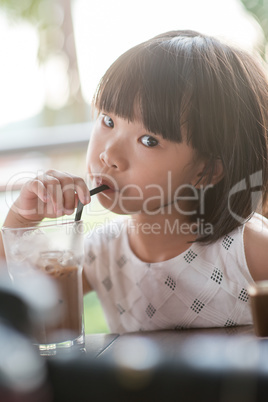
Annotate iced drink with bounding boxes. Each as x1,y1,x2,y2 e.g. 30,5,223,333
2,220,85,355
34,251,83,345
249,281,268,337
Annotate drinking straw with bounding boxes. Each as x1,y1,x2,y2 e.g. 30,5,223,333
75,184,109,221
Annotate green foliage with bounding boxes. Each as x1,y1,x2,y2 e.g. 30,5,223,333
0,0,68,63
83,291,109,334
240,0,268,58
0,0,52,25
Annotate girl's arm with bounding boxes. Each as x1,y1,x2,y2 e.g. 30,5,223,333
0,169,91,260
244,220,268,281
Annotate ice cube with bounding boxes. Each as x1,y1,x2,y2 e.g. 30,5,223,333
58,251,75,266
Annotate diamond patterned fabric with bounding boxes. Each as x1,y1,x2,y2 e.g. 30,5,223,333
83,215,266,333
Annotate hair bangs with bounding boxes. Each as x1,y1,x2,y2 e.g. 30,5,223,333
92,41,193,143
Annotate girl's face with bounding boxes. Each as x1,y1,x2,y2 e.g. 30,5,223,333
86,112,206,216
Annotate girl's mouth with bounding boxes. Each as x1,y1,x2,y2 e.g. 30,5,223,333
94,177,117,192
89,184,110,196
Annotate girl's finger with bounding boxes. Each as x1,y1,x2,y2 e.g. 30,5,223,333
41,174,64,215
22,179,48,203
60,174,76,213
45,170,91,207
73,177,91,205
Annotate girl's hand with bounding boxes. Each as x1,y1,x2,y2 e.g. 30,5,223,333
11,170,91,222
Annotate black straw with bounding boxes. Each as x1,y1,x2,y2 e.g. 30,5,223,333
75,184,109,221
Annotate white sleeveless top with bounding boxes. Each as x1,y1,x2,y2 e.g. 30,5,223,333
83,214,265,333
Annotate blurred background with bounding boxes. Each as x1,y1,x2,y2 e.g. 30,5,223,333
0,0,267,334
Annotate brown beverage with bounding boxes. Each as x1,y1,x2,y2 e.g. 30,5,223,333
34,251,83,345
249,281,268,337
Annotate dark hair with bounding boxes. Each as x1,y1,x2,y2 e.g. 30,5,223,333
93,30,268,243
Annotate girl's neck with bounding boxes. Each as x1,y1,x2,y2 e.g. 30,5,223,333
127,212,197,263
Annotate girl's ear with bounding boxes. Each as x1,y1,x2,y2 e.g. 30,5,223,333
194,157,224,188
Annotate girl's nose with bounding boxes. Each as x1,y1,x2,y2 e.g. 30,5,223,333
99,148,128,171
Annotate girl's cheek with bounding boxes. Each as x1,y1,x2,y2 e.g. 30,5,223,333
86,139,96,163
86,150,93,173
88,135,101,156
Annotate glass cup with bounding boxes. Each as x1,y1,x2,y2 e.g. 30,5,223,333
2,219,85,356
248,281,268,337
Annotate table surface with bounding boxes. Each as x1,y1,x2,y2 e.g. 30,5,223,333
84,332,120,358
85,325,258,360
85,325,256,359
48,326,268,402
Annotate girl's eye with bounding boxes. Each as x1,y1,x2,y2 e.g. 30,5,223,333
140,135,159,147
103,115,114,128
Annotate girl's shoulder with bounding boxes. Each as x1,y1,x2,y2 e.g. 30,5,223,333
244,213,268,281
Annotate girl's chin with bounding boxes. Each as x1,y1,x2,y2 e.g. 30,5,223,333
96,196,139,215
96,192,166,215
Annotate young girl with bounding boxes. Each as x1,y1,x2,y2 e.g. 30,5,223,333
1,30,268,333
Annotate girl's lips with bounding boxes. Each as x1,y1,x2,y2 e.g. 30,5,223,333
95,178,117,192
